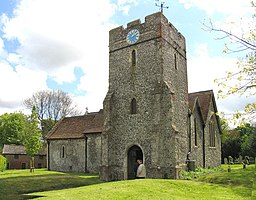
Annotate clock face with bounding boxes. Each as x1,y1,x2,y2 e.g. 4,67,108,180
126,29,140,44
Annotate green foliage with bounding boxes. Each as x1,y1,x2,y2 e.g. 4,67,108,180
222,129,241,159
0,112,28,147
241,131,256,157
23,106,42,158
180,167,224,180
221,123,256,159
237,124,256,157
0,155,7,172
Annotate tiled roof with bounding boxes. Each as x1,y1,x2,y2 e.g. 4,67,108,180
2,144,46,155
47,110,103,139
188,90,213,123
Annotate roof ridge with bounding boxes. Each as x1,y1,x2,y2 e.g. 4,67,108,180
189,89,213,95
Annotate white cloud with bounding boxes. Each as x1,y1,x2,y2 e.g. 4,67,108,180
7,53,22,64
179,0,253,16
115,0,139,15
0,62,48,112
0,0,142,114
0,38,4,52
0,0,120,114
187,43,236,94
2,0,115,82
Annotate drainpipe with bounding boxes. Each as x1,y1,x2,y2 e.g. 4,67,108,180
202,124,206,168
84,136,88,173
188,109,192,152
47,140,50,170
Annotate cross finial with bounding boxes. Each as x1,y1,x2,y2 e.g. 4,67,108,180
85,107,88,115
155,0,169,13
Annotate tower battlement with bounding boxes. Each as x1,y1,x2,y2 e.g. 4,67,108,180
109,12,186,57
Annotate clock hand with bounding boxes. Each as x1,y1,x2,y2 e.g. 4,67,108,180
132,31,137,37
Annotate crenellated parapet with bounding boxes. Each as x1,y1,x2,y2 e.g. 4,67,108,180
109,12,186,57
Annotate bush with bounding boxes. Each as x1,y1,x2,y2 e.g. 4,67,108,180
180,167,224,180
0,155,7,172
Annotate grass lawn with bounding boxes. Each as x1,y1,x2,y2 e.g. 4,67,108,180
0,164,255,199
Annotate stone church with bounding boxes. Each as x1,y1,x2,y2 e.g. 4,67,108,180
47,12,221,181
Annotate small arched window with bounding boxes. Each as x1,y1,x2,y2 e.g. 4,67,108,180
131,98,137,114
62,146,65,158
132,50,136,66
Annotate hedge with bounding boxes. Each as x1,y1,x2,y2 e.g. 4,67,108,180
0,155,7,172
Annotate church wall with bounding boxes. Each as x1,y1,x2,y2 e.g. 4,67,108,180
204,102,222,168
189,111,204,168
48,139,86,172
161,36,188,167
86,133,101,173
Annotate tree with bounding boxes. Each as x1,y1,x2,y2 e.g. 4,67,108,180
24,89,80,121
238,123,256,157
241,132,256,157
0,112,27,148
204,1,256,124
221,129,241,161
24,89,81,142
22,106,42,172
221,122,256,162
220,118,237,161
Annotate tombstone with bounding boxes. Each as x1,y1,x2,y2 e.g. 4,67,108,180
187,160,195,172
249,157,255,164
224,158,228,164
228,156,233,164
239,155,243,164
228,164,231,172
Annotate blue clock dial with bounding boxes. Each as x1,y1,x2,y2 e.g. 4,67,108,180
126,29,140,44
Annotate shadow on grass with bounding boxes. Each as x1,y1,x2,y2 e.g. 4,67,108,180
22,195,45,199
0,170,103,200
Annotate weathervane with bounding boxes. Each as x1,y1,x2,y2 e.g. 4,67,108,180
155,0,169,13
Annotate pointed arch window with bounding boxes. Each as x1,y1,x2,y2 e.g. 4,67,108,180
131,98,137,114
132,50,136,66
209,117,215,147
194,118,197,146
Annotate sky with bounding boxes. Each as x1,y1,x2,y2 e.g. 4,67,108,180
0,0,255,124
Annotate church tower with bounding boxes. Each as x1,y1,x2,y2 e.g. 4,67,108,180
100,12,189,181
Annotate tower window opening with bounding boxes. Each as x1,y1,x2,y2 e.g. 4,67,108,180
131,98,137,114
132,50,136,66
174,54,177,70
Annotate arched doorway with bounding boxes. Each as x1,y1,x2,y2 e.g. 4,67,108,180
127,145,143,179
